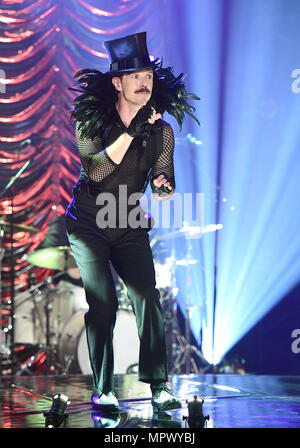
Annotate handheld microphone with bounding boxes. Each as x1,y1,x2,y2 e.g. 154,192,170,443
142,99,156,148
142,123,151,148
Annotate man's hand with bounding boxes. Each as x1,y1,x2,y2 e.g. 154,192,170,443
148,107,161,124
152,174,173,191
151,174,174,201
127,105,161,138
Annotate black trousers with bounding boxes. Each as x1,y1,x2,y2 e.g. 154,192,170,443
65,185,168,395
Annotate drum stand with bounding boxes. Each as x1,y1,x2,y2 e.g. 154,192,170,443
0,158,35,374
39,275,66,375
43,277,54,374
170,240,210,374
14,275,63,376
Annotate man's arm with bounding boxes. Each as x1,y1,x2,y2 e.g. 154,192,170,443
151,122,175,201
76,104,158,182
105,132,133,164
75,121,131,183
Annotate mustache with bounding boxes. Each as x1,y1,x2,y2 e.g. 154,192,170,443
135,88,151,94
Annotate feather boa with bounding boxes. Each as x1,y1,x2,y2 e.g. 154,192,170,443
69,62,200,140
152,64,200,129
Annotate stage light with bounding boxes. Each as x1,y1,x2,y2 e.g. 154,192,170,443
182,395,209,428
172,287,179,297
186,133,203,146
43,393,70,428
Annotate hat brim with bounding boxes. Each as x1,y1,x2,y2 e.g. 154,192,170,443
106,58,161,76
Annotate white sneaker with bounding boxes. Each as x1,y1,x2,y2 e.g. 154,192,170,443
151,384,182,411
92,391,119,412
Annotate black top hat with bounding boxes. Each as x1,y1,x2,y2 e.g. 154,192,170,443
104,32,159,74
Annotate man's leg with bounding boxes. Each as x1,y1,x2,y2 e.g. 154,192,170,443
110,228,181,410
110,228,168,384
67,226,118,397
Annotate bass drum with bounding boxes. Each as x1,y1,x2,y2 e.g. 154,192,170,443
59,308,140,375
14,282,86,346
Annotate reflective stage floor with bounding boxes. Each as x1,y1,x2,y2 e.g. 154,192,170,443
0,373,299,429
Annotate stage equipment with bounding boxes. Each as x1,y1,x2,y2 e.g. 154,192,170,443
152,230,211,374
26,246,77,271
11,272,76,375
59,306,139,375
0,156,37,373
183,395,209,428
44,393,70,428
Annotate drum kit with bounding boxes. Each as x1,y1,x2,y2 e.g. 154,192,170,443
0,218,212,377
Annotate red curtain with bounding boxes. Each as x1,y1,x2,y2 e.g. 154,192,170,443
0,0,165,304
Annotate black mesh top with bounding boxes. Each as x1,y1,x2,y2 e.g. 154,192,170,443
74,110,175,199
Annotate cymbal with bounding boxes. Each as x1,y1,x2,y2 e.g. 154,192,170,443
0,219,39,235
151,229,184,243
151,224,222,242
25,246,77,270
151,227,204,241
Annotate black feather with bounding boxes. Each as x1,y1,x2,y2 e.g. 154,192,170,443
69,69,118,140
69,63,200,140
152,64,200,130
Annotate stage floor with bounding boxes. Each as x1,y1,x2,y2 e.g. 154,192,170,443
0,373,299,429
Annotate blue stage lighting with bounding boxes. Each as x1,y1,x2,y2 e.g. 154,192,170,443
163,0,300,366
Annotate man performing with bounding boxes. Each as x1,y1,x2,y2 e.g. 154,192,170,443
65,32,199,413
